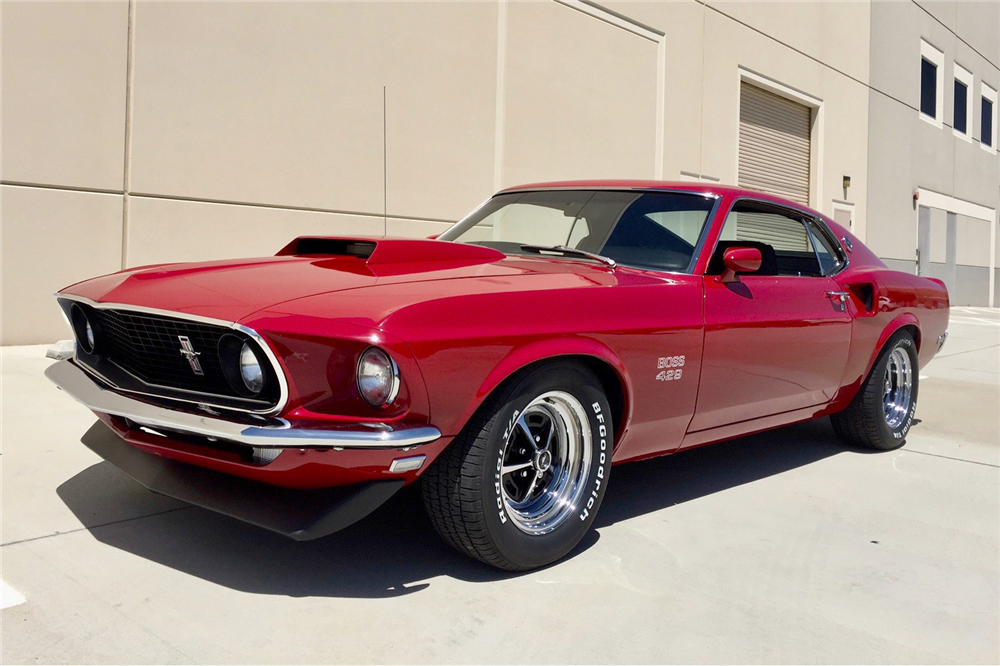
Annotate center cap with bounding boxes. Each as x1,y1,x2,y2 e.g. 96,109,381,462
534,449,552,473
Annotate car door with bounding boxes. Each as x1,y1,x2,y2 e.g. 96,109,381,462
689,199,852,432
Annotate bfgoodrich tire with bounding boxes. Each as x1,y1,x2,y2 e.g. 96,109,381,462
421,362,613,571
832,330,919,451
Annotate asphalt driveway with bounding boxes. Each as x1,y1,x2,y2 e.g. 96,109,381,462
2,307,997,664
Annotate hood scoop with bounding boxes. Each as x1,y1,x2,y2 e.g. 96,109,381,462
277,236,504,268
277,238,377,259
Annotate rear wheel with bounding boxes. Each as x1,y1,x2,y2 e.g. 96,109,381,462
832,330,918,450
421,362,613,570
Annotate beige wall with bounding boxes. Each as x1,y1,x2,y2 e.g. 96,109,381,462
866,0,999,305
2,0,993,343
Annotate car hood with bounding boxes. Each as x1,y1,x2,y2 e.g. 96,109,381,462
60,237,624,325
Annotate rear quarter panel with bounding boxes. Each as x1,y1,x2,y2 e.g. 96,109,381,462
826,218,949,407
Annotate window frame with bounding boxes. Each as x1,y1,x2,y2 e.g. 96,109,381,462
703,196,849,279
593,190,723,275
982,82,998,154
953,62,973,140
919,39,945,128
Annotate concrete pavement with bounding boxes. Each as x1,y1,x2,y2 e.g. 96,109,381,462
2,307,997,664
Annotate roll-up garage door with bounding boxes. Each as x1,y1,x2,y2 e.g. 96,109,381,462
738,82,811,206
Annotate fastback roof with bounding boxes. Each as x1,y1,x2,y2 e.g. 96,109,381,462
498,179,743,196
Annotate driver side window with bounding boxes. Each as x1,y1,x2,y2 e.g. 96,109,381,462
711,201,834,277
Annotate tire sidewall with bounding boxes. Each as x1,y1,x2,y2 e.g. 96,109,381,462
480,364,612,568
873,332,919,444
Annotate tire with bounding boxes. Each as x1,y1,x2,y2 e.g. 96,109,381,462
421,362,613,571
831,330,919,451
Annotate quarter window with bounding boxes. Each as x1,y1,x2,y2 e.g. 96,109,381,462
805,220,845,275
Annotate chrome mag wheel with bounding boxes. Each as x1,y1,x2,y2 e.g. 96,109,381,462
499,391,593,535
882,347,913,429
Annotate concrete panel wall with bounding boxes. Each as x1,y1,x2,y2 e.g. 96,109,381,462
1,187,124,344
501,1,659,186
1,1,129,191
129,1,498,223
867,0,999,307
947,264,991,306
2,0,996,343
955,214,992,268
125,197,385,267
706,1,872,84
699,8,871,235
883,258,917,275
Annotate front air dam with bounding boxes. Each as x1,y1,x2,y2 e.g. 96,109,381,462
80,421,405,541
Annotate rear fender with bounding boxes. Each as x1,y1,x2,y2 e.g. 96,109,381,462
869,313,920,375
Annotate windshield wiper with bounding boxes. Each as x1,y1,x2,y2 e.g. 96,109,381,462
519,245,617,270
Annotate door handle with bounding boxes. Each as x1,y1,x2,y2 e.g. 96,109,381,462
826,290,849,303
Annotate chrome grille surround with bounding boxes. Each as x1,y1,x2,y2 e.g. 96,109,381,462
55,294,288,416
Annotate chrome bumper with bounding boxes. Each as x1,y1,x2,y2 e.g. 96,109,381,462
45,359,441,450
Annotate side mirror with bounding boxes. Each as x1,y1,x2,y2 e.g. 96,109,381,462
720,247,762,283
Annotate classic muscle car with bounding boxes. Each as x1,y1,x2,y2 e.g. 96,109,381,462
46,181,950,570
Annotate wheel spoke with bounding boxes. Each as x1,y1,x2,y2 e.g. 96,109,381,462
501,461,533,476
516,415,538,450
540,421,555,450
521,472,539,501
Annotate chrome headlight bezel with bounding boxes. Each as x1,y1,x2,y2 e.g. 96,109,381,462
218,333,275,399
70,303,97,354
357,346,400,407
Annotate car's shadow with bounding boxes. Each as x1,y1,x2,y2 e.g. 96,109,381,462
57,417,846,599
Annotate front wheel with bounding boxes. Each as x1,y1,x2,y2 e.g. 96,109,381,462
832,330,919,450
421,362,613,570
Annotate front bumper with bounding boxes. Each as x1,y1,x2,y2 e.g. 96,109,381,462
80,421,403,540
46,359,441,450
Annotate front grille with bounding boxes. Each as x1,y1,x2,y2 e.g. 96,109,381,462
95,309,236,395
58,298,282,413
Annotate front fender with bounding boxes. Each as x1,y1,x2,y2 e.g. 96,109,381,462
444,336,633,443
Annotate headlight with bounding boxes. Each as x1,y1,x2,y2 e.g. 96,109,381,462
357,347,399,407
239,342,264,394
70,304,96,354
218,334,271,398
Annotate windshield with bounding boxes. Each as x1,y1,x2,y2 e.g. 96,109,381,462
439,190,717,273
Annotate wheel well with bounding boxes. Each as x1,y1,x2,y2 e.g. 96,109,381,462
901,324,921,351
485,355,628,442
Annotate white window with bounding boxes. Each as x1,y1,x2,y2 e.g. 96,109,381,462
982,83,997,154
953,63,973,140
919,40,944,127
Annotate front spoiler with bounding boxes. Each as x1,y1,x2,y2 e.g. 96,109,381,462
81,421,403,540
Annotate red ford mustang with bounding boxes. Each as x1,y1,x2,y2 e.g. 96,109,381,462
46,181,949,570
